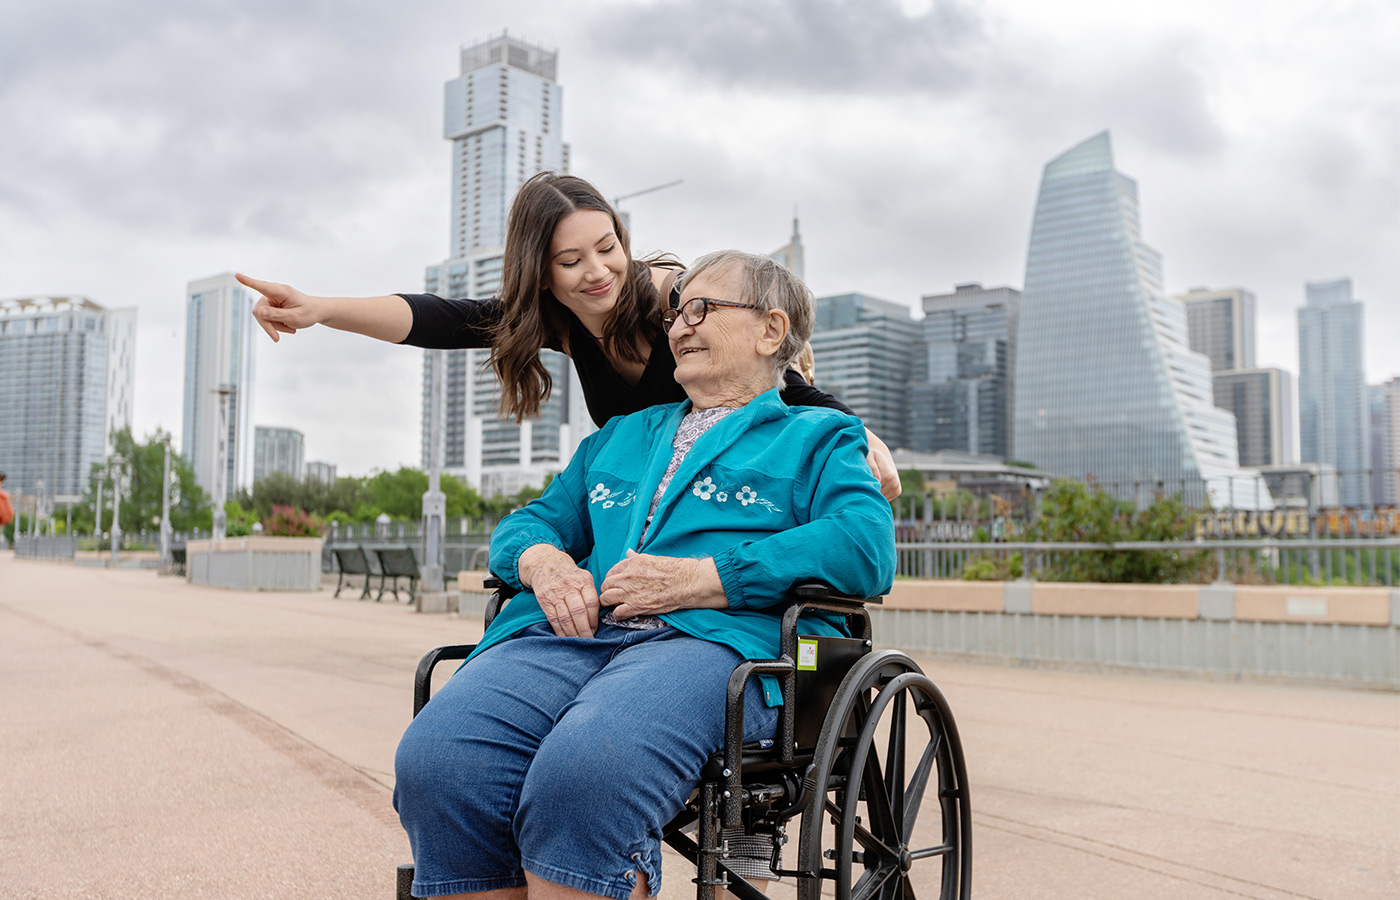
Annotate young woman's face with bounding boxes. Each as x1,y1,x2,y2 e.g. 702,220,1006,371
543,209,627,328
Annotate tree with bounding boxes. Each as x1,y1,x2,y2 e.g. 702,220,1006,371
75,428,211,536
1029,478,1203,583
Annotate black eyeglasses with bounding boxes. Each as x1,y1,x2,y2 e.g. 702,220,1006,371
661,297,759,330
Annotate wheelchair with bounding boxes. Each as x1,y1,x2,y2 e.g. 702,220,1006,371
396,580,972,900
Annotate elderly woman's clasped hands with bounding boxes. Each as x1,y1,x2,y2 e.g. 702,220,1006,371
519,544,726,636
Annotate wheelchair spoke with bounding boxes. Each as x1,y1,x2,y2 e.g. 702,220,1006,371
852,861,900,900
824,798,899,860
887,690,906,837
860,732,900,846
903,731,940,838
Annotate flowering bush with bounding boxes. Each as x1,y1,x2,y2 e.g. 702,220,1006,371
262,505,324,537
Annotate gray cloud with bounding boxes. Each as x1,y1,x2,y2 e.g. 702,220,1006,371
586,0,987,94
0,0,441,241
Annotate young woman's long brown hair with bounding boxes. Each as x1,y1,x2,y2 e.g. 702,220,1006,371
489,173,674,421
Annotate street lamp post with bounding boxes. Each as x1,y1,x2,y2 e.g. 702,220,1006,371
109,458,124,564
159,432,173,569
94,473,104,541
212,384,235,541
420,349,447,594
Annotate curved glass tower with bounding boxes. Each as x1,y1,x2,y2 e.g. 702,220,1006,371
1014,132,1270,509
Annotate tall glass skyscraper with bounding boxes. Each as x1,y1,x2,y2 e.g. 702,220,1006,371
0,296,134,500
183,273,257,503
1298,278,1370,506
1013,132,1268,508
421,33,590,496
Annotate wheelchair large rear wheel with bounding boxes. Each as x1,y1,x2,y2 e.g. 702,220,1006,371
796,650,971,900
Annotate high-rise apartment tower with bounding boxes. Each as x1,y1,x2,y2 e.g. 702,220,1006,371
254,426,305,482
183,273,257,503
0,296,135,499
909,283,1020,460
809,293,919,450
1180,287,1256,372
422,33,590,496
1298,278,1370,506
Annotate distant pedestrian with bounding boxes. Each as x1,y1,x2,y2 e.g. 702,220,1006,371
0,471,13,528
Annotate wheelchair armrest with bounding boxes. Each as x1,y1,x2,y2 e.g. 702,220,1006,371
413,644,477,718
792,580,883,605
482,575,519,630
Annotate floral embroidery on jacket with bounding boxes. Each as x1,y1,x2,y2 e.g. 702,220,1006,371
693,480,781,513
589,482,634,508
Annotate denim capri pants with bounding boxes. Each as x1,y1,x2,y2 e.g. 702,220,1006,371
394,621,780,899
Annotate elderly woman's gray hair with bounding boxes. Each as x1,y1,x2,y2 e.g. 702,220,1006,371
676,250,816,388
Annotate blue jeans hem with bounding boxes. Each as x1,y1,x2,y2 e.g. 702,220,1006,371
412,874,525,897
523,856,654,900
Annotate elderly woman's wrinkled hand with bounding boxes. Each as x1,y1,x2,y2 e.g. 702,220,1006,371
518,543,600,637
601,549,729,619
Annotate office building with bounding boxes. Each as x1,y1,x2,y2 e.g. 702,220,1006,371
909,283,1019,460
1213,368,1295,467
305,460,337,486
1012,132,1268,508
421,33,590,496
1372,378,1399,506
1298,278,1370,506
183,273,257,504
1180,287,1256,372
809,293,919,449
254,426,305,482
0,296,135,499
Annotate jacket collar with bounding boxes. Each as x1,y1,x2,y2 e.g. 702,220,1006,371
633,388,788,548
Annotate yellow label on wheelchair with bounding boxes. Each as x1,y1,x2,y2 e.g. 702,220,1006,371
797,637,818,671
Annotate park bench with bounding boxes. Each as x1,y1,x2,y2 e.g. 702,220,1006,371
374,547,420,603
331,546,374,599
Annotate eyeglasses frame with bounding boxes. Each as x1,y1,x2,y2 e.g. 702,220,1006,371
661,297,760,330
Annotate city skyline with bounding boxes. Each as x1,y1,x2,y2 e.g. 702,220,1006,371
1,0,1394,476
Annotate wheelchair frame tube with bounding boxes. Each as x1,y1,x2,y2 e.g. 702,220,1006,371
721,595,874,829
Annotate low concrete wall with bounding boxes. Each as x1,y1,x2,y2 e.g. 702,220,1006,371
13,536,77,560
871,580,1399,687
449,571,1399,687
188,537,323,591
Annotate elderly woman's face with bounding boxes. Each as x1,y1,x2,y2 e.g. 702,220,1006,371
669,266,774,398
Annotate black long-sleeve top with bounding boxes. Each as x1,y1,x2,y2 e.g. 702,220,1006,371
395,292,854,428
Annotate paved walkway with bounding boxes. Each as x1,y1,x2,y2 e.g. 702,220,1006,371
1,554,1396,899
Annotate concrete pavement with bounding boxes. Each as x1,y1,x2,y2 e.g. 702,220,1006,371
1,553,1396,899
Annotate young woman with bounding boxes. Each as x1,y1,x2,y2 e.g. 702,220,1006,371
238,173,900,498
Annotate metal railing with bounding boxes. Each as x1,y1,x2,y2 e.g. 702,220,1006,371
896,537,1400,587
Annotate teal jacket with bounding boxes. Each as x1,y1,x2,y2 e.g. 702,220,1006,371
480,388,896,704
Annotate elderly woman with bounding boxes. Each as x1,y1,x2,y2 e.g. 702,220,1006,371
394,250,896,900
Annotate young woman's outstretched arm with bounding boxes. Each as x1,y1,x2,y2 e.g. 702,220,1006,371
237,273,414,344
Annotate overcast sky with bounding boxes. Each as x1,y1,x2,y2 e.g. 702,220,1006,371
2,0,1395,476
